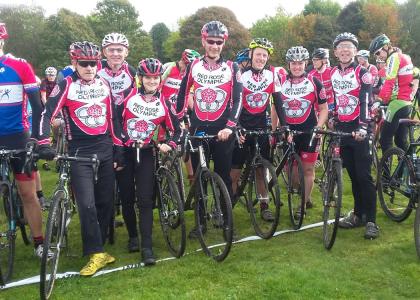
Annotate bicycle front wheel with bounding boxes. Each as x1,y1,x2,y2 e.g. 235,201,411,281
377,147,414,222
0,183,15,285
287,153,305,229
246,158,280,239
323,160,342,250
195,170,233,262
157,168,186,258
40,190,67,300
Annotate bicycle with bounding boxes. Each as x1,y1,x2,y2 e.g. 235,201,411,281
271,127,306,230
311,128,352,249
132,141,186,258
232,129,281,239
40,154,99,300
0,142,34,285
377,118,420,223
183,133,233,262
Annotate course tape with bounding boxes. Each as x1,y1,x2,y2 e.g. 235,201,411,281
0,220,325,290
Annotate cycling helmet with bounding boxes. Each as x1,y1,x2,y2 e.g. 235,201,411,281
235,48,250,63
312,48,329,59
45,66,57,76
137,58,164,76
356,50,370,59
70,41,101,60
369,34,390,54
333,32,359,48
102,32,129,48
0,23,8,40
201,21,228,40
182,49,200,64
249,38,274,55
286,46,310,62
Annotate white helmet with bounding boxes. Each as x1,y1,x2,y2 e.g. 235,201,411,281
356,50,370,59
102,33,129,48
45,66,57,76
286,46,310,62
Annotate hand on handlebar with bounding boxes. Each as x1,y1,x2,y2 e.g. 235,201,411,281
217,128,233,141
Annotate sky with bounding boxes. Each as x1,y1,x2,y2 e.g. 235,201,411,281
0,0,358,31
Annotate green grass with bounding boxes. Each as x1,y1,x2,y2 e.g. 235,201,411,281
1,160,420,299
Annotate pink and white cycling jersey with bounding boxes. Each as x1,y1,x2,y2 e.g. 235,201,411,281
161,62,184,105
308,66,334,106
39,73,122,145
379,51,413,103
97,60,135,105
121,88,180,148
0,55,39,136
276,73,326,130
176,58,242,130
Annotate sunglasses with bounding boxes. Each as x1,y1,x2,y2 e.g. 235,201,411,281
78,61,97,68
206,39,224,45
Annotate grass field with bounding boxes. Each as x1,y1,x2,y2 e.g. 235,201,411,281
1,160,420,299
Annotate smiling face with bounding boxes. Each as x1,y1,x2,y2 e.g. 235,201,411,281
251,47,269,71
334,41,357,65
103,44,128,67
289,61,306,77
374,45,389,62
202,37,224,60
141,75,161,93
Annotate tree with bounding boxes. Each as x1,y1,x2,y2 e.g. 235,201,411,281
175,6,250,61
38,9,96,73
303,0,341,17
87,0,154,66
398,0,420,66
150,23,171,62
0,5,46,72
336,1,364,36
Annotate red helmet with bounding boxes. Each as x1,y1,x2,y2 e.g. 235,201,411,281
70,41,101,60
201,21,228,40
137,58,163,76
0,23,9,40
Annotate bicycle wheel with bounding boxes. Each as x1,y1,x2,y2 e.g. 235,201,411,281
246,158,280,239
0,183,15,285
414,193,420,259
157,168,186,258
287,153,305,229
323,160,342,250
371,144,379,188
377,147,414,222
40,190,66,300
195,170,233,262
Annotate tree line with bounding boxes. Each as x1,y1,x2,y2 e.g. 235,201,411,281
0,0,419,75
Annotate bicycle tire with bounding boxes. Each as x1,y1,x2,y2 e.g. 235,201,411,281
195,170,233,262
414,194,420,259
377,147,414,222
14,191,30,246
246,158,280,239
40,190,66,300
0,183,15,285
287,153,305,229
157,167,186,258
323,160,342,250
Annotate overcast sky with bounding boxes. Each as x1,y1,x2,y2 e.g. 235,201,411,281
0,0,360,31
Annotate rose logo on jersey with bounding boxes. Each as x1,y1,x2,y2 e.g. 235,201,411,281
76,103,106,127
196,87,226,113
337,94,358,115
246,92,269,108
284,98,310,118
127,118,156,140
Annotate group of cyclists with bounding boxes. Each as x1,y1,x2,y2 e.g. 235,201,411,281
0,18,418,279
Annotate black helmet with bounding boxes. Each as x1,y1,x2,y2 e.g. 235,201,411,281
333,32,358,48
137,58,163,76
369,34,391,54
312,48,329,59
201,21,228,40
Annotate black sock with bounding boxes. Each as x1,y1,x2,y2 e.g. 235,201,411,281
37,191,44,198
